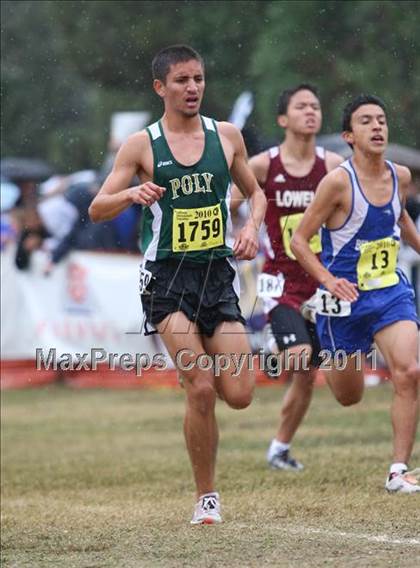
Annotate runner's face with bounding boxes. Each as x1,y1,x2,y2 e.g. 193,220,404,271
279,89,322,135
345,104,388,154
154,60,205,117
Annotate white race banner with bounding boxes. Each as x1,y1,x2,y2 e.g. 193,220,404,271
1,248,166,361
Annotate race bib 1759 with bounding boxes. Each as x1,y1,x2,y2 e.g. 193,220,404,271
172,204,224,252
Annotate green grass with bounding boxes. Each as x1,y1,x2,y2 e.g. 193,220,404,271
1,384,419,567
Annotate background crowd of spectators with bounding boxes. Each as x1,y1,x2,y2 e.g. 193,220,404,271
0,156,143,273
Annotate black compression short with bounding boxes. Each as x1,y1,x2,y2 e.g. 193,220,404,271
269,303,321,367
141,257,245,337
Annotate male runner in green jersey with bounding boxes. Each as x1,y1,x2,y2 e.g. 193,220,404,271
89,45,267,524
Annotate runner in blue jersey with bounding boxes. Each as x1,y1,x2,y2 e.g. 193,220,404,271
89,45,267,523
291,95,420,494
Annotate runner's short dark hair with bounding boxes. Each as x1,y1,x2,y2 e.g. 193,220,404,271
277,84,320,115
152,45,204,83
342,94,386,132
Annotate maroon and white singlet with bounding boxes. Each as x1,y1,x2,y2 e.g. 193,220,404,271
259,145,327,314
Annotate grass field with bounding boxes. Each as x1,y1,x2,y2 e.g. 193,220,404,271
1,383,419,567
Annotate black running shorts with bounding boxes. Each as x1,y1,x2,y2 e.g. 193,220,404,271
141,257,245,337
269,304,321,367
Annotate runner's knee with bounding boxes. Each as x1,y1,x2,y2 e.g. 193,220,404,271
391,362,419,396
281,345,313,373
334,391,363,406
225,390,253,410
186,377,217,414
329,375,363,406
293,368,316,390
223,373,254,410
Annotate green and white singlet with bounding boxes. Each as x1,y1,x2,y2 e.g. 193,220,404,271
141,116,233,263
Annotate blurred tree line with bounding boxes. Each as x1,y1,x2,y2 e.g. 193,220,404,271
2,0,419,172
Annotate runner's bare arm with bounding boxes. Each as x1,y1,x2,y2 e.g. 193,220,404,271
219,123,267,260
396,165,420,254
399,209,420,253
325,150,345,172
291,169,359,302
230,151,269,213
89,132,165,222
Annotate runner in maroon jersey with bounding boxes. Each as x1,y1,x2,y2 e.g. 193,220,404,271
232,84,343,470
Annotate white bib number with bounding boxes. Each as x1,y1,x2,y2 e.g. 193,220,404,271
315,289,351,317
139,265,153,295
257,273,285,298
